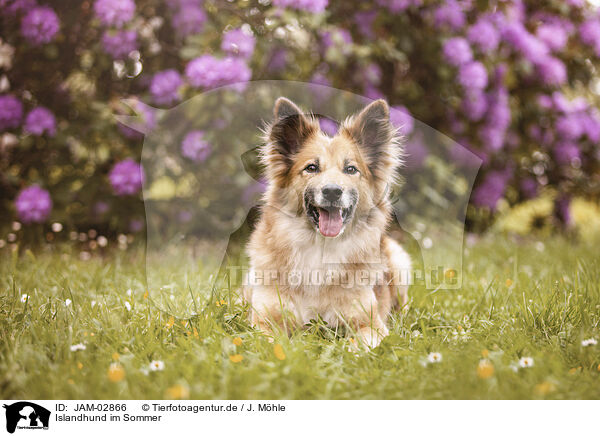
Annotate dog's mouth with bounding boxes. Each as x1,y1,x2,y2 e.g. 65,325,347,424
306,203,354,237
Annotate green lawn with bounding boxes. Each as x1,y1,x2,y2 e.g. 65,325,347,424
1,235,599,399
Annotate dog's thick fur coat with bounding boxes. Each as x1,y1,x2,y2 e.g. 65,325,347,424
245,98,411,348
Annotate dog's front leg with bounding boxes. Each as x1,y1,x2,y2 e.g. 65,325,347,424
249,287,288,339
358,319,389,349
350,290,389,349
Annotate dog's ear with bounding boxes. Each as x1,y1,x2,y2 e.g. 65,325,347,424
269,97,316,157
262,98,317,183
273,97,302,120
345,99,392,165
342,99,401,180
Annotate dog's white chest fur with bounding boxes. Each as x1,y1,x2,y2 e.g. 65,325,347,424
248,224,388,326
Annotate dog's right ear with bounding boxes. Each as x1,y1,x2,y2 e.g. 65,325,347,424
262,98,317,183
269,97,316,157
273,97,302,120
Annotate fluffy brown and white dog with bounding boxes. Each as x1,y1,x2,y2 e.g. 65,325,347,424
245,97,411,348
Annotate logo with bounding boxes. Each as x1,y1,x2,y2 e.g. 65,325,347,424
3,402,50,434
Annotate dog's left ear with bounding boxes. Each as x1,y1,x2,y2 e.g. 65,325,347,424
343,99,400,179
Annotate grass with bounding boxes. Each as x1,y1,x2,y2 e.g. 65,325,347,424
1,234,599,399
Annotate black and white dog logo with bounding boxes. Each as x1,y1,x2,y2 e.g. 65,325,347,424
3,402,50,433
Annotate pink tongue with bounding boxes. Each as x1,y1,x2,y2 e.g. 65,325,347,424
318,208,343,237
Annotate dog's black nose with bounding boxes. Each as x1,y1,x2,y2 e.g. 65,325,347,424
322,184,343,202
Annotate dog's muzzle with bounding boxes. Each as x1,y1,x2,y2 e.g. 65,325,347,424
304,187,356,237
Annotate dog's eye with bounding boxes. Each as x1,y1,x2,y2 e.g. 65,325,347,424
344,165,358,175
304,164,319,173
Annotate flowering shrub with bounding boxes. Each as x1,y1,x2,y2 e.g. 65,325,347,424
20,6,60,45
0,95,23,130
14,185,52,223
101,29,138,59
24,106,56,136
150,69,182,105
1,0,599,234
93,0,136,27
181,131,211,163
109,158,145,196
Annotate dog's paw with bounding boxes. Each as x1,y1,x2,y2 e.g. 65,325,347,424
358,326,387,350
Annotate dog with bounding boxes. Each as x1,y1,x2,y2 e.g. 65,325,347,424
244,97,411,348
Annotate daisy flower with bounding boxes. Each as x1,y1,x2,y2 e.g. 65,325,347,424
427,352,442,363
70,343,86,352
229,354,243,363
65,298,72,306
107,362,125,382
518,356,534,368
273,344,286,361
534,381,555,396
149,360,165,371
165,384,190,400
476,359,494,379
20,294,29,303
124,301,132,311
582,338,597,347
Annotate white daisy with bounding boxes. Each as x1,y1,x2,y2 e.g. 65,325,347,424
20,294,29,303
124,302,132,311
70,343,86,352
582,338,597,347
65,299,72,307
149,360,165,371
518,356,534,368
427,352,442,363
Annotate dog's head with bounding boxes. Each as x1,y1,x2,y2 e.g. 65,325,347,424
262,97,403,238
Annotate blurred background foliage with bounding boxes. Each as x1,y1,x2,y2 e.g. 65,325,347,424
1,0,600,247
